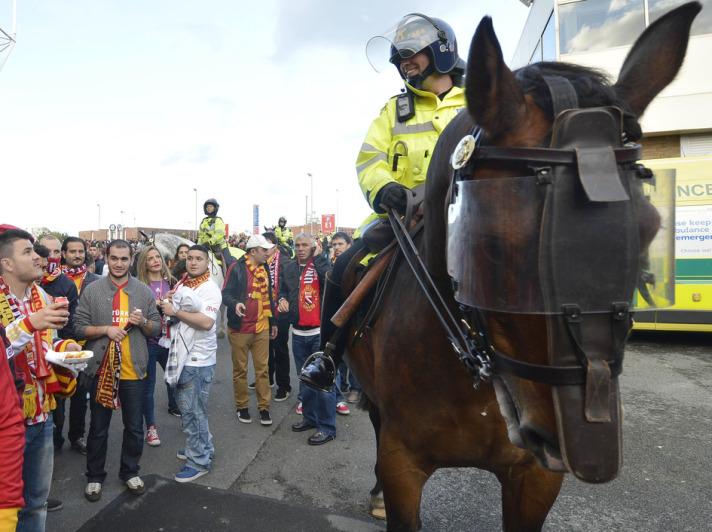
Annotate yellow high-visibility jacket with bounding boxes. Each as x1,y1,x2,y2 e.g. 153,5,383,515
198,216,227,248
355,83,465,234
274,225,294,246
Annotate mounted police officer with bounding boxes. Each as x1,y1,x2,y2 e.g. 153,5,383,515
273,217,295,259
274,217,293,248
300,13,466,391
197,198,232,267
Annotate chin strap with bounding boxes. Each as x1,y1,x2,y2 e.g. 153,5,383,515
406,63,435,90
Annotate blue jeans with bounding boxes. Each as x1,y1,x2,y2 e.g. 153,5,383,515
292,332,336,437
144,342,178,427
339,362,361,392
292,332,344,403
177,365,215,472
17,415,53,532
335,369,345,404
87,377,145,483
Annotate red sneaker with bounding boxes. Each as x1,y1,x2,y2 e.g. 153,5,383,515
336,402,350,415
146,425,161,447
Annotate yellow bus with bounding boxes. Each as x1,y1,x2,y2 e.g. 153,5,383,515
635,156,712,331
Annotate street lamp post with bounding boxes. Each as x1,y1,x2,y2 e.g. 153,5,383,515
308,173,314,235
120,211,125,239
193,188,198,240
96,204,101,241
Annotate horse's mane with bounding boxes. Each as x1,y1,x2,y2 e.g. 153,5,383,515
513,62,642,142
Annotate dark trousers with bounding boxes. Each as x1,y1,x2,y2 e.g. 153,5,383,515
86,376,145,484
269,319,292,390
53,381,90,448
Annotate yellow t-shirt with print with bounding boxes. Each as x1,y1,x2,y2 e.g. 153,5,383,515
113,283,138,380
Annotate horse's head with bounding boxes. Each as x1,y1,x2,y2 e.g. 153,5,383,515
426,3,700,482
153,233,194,263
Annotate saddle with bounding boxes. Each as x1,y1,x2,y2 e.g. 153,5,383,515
332,186,426,340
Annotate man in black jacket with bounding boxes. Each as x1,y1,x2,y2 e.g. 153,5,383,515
37,236,93,459
277,233,339,445
263,232,293,401
222,234,277,426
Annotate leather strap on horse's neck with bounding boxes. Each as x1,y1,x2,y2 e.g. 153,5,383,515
387,205,474,369
543,75,579,119
351,222,423,346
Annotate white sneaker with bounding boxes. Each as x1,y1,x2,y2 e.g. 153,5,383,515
84,482,102,502
126,476,146,496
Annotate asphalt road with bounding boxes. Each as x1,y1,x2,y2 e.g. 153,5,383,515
47,330,711,531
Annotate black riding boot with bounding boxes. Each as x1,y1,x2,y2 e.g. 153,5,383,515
299,272,347,392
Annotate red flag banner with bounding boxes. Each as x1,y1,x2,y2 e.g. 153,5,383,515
321,214,335,232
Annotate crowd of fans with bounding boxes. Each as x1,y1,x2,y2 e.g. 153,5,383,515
0,223,359,531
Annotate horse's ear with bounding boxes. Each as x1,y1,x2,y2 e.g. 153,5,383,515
614,1,700,117
465,16,526,138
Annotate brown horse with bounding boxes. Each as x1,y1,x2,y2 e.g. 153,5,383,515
344,3,700,531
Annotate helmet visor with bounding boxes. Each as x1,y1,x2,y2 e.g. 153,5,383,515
366,14,441,73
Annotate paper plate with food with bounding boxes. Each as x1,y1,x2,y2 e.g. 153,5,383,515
46,350,94,370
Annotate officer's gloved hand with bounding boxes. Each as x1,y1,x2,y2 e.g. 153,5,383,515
376,182,410,214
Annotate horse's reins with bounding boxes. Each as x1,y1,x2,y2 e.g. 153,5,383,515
387,206,493,385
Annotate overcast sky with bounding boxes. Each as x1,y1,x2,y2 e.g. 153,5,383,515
0,0,530,236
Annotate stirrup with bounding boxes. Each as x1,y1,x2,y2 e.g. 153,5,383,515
299,349,336,393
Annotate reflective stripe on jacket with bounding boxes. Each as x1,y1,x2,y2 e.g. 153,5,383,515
198,216,226,247
355,84,465,235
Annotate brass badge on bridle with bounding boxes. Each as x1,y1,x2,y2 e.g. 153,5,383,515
451,134,475,169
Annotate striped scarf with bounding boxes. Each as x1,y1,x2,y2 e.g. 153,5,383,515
0,277,63,418
63,264,88,293
62,264,87,277
42,267,62,286
95,339,122,409
179,269,211,290
245,260,272,318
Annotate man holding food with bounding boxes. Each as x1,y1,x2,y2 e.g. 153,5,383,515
0,226,81,532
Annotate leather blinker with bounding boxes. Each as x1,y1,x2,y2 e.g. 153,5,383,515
552,107,630,202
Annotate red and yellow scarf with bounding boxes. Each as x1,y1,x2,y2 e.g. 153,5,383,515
95,340,122,410
178,269,211,290
0,277,72,419
246,260,272,318
95,280,133,409
298,259,320,327
42,267,62,286
63,264,88,294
